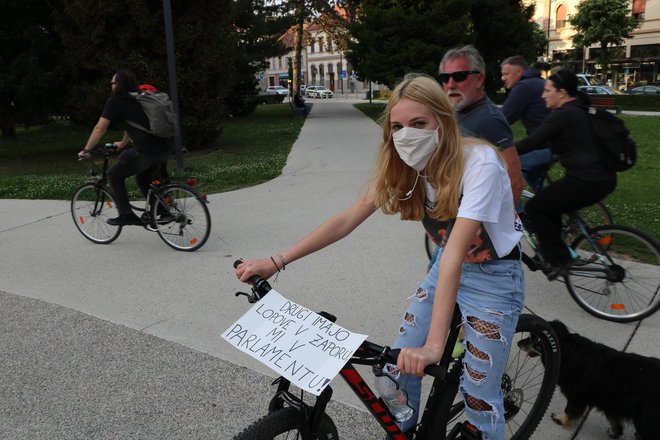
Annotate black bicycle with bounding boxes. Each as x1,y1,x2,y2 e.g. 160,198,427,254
231,261,560,440
518,186,660,322
71,143,211,251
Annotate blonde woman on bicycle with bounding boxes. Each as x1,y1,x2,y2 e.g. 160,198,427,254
236,74,524,440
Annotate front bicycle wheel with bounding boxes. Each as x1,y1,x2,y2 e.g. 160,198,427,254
152,183,211,251
566,225,660,322
431,314,560,440
233,407,338,440
71,183,122,244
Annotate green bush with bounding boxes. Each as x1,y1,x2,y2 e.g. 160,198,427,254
259,94,286,105
610,94,660,111
372,89,392,100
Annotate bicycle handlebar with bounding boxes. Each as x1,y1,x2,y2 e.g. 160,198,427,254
233,259,272,302
232,260,445,378
78,143,118,160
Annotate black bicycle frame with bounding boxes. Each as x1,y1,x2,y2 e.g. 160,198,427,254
564,214,623,281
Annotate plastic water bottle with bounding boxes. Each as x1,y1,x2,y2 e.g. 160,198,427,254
528,233,538,249
374,374,414,423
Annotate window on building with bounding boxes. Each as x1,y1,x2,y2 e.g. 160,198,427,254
318,37,324,52
632,0,646,19
631,44,660,58
310,39,315,53
278,57,282,69
555,4,567,29
327,37,333,52
311,65,318,84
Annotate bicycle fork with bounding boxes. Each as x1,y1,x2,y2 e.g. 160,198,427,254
268,377,334,440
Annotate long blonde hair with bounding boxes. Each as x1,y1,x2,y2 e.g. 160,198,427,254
372,74,465,221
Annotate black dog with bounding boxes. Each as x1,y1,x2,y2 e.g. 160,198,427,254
520,320,659,439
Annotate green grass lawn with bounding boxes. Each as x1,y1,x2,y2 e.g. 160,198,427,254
354,103,660,241
0,104,303,200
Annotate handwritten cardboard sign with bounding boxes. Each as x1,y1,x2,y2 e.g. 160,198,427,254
222,289,367,396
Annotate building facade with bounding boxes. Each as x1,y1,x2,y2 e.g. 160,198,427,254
529,0,660,89
260,22,377,96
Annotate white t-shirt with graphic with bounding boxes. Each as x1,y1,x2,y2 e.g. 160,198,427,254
423,144,522,262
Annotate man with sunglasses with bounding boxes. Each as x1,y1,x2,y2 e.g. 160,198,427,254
438,46,524,204
500,56,551,193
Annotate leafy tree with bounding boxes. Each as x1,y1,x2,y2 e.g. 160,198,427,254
347,0,472,88
346,0,547,92
0,0,65,138
469,0,547,93
569,0,640,80
283,0,345,99
224,0,292,117
53,0,289,150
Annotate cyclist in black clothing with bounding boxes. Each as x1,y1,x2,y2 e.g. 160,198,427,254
515,69,616,279
78,69,169,226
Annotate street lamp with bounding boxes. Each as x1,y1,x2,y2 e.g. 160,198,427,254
163,0,184,172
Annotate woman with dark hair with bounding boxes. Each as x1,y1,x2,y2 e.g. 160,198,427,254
78,69,169,226
516,69,616,279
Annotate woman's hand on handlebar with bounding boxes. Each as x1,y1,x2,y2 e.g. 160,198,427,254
235,258,279,283
397,345,444,377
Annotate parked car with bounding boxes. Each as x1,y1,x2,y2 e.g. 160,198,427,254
577,85,624,95
300,85,307,94
576,73,603,87
306,86,334,99
626,85,660,94
266,86,289,96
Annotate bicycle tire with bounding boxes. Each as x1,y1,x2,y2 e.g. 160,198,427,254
566,224,660,322
152,183,211,251
71,183,122,244
561,202,612,244
430,314,560,440
425,234,437,261
233,407,339,440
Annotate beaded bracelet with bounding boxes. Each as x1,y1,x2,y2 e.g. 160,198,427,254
277,254,289,270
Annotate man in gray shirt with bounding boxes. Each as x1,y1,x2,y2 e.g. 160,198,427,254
439,46,524,203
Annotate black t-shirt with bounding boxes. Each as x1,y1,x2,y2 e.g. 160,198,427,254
101,95,168,157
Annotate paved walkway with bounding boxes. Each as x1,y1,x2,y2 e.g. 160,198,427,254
1,100,658,439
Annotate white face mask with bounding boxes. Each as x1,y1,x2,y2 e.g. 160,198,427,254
392,127,439,171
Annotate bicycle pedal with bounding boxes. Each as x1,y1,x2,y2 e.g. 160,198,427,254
447,421,482,440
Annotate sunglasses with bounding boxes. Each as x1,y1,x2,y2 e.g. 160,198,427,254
438,70,481,84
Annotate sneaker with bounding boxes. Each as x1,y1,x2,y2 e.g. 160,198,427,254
107,214,143,226
544,261,573,281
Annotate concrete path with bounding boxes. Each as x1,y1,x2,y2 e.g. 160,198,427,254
1,99,658,439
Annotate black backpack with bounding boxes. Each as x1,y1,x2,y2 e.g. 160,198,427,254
586,106,637,172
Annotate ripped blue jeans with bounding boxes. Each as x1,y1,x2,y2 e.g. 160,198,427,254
386,248,524,439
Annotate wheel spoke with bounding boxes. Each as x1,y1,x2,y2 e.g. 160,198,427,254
152,184,211,251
